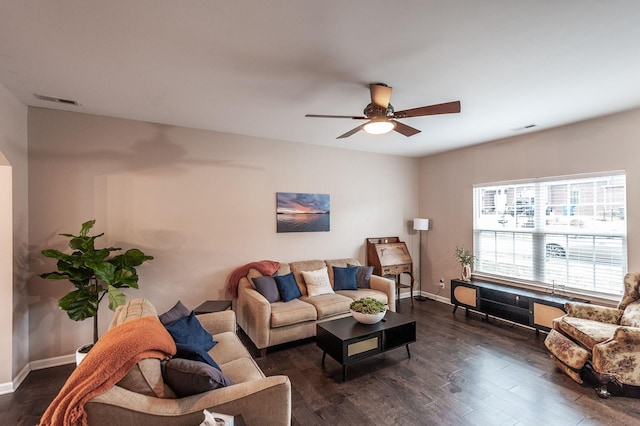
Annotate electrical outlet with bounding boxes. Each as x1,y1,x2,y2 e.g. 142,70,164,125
439,279,445,289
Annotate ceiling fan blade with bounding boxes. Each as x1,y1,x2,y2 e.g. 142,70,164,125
370,83,392,109
394,100,461,118
306,114,367,119
392,120,421,137
337,123,367,139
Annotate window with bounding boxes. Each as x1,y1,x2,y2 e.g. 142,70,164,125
473,171,627,297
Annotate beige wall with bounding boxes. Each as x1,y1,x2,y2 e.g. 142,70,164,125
0,82,29,385
27,108,420,361
417,108,640,299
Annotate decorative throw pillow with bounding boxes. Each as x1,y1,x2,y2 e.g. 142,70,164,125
252,275,281,303
165,311,216,353
158,300,191,326
348,263,374,288
274,272,302,302
333,266,358,291
175,342,221,371
302,267,334,297
161,358,234,397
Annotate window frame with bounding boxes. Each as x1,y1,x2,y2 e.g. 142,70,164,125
472,171,627,299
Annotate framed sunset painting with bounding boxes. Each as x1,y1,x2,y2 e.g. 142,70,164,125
276,192,330,233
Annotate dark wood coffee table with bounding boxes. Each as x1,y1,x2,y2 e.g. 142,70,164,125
316,310,416,381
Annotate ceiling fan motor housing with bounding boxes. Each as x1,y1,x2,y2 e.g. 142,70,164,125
364,103,394,118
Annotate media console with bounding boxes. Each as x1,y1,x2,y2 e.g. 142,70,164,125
450,278,588,334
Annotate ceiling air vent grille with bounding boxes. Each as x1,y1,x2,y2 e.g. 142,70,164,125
34,94,80,106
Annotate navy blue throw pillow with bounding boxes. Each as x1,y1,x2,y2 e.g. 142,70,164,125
333,266,358,291
274,272,302,302
175,342,221,371
165,311,216,353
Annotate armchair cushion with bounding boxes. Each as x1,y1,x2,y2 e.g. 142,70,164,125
555,316,619,349
620,300,640,327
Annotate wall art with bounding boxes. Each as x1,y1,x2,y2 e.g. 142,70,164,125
276,192,330,233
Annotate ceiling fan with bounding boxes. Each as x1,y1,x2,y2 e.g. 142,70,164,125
305,83,461,139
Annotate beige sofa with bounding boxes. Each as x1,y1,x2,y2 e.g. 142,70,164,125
84,299,291,425
235,258,396,356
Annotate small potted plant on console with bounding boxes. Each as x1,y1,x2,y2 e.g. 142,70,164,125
350,297,387,324
455,246,476,282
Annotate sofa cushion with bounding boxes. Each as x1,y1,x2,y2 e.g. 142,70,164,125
302,267,335,297
219,357,266,384
289,260,326,295
620,300,640,327
109,298,158,328
274,272,302,302
333,266,358,291
270,299,317,328
252,275,281,303
301,293,353,320
161,358,234,397
158,300,191,326
209,331,253,365
556,316,619,349
335,288,388,306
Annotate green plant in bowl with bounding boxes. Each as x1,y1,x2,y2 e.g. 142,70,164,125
350,297,386,314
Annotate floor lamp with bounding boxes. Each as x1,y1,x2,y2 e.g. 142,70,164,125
413,218,430,301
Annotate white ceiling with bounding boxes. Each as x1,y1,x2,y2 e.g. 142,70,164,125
1,1,640,157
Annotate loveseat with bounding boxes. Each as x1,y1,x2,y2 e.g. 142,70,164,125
233,258,396,356
82,299,291,425
545,272,640,398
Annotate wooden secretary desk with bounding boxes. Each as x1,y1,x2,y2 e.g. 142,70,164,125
366,237,414,306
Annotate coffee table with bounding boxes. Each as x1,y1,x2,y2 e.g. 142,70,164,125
316,310,416,381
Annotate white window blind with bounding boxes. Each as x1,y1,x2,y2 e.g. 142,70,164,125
473,171,627,297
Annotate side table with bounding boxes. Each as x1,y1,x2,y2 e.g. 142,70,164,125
194,300,232,315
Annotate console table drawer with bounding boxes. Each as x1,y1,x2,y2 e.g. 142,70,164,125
382,264,411,275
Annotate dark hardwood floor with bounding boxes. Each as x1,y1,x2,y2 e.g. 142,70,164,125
3,298,640,425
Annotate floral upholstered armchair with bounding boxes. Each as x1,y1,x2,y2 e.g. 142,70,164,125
545,272,640,398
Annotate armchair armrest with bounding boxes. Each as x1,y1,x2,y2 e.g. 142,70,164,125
87,376,291,425
369,274,396,312
565,301,623,324
198,310,236,335
592,326,640,387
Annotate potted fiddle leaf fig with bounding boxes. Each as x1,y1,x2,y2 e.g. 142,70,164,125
40,220,153,357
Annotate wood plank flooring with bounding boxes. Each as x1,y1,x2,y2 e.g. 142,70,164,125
3,298,640,425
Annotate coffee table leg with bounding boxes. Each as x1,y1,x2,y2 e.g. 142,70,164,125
343,364,347,381
406,344,411,358
322,351,326,366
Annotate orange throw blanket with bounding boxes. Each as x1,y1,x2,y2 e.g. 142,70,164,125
227,260,280,297
39,316,176,426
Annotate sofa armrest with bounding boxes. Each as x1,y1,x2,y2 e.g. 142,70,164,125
592,326,640,386
369,274,396,312
235,279,272,350
565,302,623,324
198,310,236,335
87,376,291,426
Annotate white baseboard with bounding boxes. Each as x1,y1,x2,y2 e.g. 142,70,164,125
0,353,75,395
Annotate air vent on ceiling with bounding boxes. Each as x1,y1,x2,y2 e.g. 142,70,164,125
510,123,537,132
34,94,80,106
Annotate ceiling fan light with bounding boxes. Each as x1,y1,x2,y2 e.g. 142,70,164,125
363,119,395,135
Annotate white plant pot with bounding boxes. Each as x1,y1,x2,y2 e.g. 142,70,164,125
351,309,386,324
76,343,93,365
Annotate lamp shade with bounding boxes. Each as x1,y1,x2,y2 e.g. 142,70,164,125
413,218,430,231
